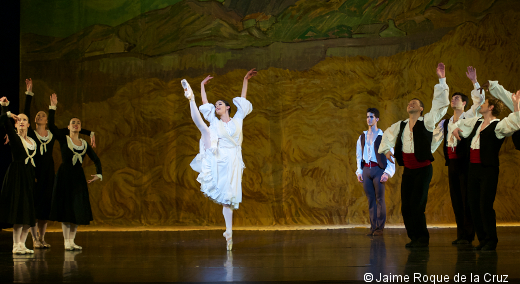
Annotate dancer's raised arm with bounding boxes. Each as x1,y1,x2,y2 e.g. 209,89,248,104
200,75,213,105
241,69,257,99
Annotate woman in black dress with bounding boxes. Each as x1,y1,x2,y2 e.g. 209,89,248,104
47,93,102,251
0,97,37,255
20,79,96,249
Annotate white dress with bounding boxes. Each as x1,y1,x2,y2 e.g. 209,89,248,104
190,97,253,209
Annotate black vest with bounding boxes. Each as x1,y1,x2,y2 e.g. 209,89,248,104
395,120,434,167
513,130,520,151
466,120,505,167
442,118,469,166
360,133,387,170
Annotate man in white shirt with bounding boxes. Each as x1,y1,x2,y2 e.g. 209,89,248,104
356,108,395,236
453,89,520,251
435,66,485,245
378,63,450,248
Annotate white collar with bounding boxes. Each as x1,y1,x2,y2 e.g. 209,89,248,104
363,129,384,136
477,118,500,123
403,116,424,123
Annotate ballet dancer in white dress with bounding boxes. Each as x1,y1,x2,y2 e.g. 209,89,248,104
182,69,257,250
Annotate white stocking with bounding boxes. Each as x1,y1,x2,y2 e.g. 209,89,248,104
62,222,71,245
69,224,78,243
13,224,22,246
190,100,211,150
222,206,233,234
20,225,31,247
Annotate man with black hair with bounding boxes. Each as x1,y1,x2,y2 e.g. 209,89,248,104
356,108,395,236
453,90,520,251
435,66,485,245
378,63,450,248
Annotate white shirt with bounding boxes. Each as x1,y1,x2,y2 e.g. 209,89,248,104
453,112,520,149
488,81,515,112
435,82,485,149
379,78,450,155
355,129,396,177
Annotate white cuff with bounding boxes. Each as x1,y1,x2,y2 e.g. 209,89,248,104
439,77,446,84
90,132,95,138
49,105,57,110
96,174,103,181
7,111,12,118
25,91,34,96
474,82,480,89
0,101,9,106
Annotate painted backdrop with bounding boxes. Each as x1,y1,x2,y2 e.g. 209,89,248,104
20,0,520,227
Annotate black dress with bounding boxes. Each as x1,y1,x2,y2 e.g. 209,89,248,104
47,108,102,225
0,106,38,227
23,94,93,221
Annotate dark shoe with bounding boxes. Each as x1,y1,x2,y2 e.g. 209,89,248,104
366,231,374,236
405,240,415,248
452,238,462,244
474,242,487,251
411,241,429,248
373,230,383,236
481,243,497,251
457,239,470,244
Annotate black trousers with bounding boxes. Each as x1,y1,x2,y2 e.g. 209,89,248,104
401,164,433,242
448,159,474,241
362,166,386,232
467,163,499,245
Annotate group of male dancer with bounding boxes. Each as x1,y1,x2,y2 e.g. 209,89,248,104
356,63,520,251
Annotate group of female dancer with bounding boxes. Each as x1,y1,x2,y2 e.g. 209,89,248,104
0,79,102,254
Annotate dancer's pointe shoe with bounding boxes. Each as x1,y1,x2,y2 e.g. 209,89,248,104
181,79,195,101
12,244,26,255
38,233,51,248
70,241,82,250
33,237,43,249
64,240,75,251
223,231,233,251
20,244,34,254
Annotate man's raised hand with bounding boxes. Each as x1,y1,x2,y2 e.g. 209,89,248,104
437,62,446,79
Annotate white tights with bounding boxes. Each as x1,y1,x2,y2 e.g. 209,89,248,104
13,224,30,246
62,222,78,243
189,100,211,151
223,206,233,233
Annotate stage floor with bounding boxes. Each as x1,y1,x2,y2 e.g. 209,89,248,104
1,227,519,283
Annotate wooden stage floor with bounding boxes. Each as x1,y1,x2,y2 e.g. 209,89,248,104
1,227,519,283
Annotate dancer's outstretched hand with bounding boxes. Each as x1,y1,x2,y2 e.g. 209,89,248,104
453,128,463,141
50,93,58,106
385,151,395,164
380,173,389,183
0,97,7,103
466,66,477,84
87,175,100,183
437,63,445,79
244,68,257,80
4,134,9,145
26,78,32,93
357,174,363,183
513,90,520,111
202,75,213,85
91,134,96,148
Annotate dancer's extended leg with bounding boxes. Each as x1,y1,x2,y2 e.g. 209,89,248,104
223,205,233,250
190,99,211,150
